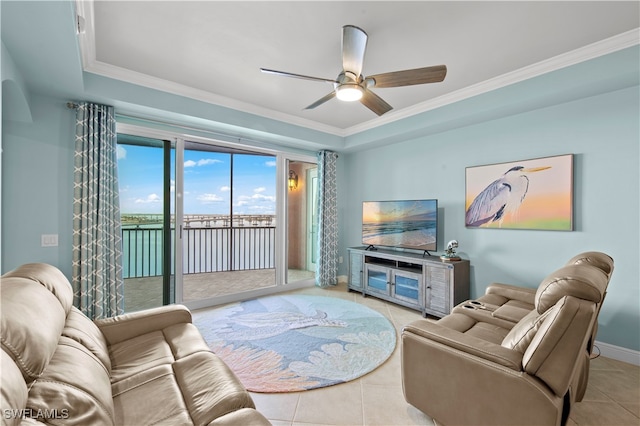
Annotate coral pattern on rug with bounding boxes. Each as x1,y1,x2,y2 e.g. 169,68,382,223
193,295,396,393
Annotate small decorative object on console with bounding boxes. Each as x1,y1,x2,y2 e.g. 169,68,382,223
441,240,461,261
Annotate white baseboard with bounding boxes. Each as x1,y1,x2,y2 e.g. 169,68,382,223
594,340,640,366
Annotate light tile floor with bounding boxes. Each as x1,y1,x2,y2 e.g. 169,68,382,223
244,282,640,426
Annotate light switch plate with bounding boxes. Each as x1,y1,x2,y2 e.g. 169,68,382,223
41,234,59,247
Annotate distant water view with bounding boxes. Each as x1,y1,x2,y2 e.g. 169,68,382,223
121,214,277,278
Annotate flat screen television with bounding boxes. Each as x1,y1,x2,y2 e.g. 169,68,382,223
362,199,438,253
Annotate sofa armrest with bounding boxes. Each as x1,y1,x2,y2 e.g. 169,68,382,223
486,282,536,305
95,304,192,346
402,319,523,371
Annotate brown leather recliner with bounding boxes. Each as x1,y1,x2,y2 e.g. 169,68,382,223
401,255,611,426
452,251,614,403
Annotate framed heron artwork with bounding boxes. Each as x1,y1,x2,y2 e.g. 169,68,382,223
465,154,573,231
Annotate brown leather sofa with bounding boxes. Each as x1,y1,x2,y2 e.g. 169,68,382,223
401,252,613,426
1,263,271,425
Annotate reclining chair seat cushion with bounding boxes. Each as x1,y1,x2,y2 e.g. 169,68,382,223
111,362,193,425
491,301,534,323
111,351,257,425
108,321,257,425
437,313,509,345
109,330,176,383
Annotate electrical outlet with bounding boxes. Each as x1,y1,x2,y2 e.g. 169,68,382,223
41,234,58,247
339,256,344,264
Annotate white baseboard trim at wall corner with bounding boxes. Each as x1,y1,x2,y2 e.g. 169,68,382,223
594,340,640,366
338,275,348,284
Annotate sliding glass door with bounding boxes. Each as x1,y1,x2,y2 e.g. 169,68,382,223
180,141,277,302
117,124,317,311
286,159,318,284
117,134,175,312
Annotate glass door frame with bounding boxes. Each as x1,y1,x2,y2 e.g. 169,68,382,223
280,154,318,285
117,122,317,309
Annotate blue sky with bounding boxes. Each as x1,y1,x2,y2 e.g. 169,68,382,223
117,144,276,215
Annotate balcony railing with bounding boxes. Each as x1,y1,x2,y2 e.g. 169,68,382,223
122,225,276,279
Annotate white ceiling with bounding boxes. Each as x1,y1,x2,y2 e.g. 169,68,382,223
79,1,639,134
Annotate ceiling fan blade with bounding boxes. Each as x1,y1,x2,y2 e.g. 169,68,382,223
260,68,337,84
360,90,393,116
342,25,368,78
304,91,337,110
368,65,447,88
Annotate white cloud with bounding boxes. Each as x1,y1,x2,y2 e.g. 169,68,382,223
265,160,276,167
135,193,161,204
238,192,275,203
252,193,276,202
220,186,231,192
197,193,224,203
185,158,223,167
254,187,266,193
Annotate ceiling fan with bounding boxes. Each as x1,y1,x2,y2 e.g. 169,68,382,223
260,25,447,116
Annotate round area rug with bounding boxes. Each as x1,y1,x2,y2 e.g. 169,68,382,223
192,294,396,393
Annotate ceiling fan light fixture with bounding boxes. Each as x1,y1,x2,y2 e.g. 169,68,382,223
336,84,363,102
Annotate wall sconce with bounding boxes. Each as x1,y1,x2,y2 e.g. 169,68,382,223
288,170,298,190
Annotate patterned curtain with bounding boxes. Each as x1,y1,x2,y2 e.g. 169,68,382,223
72,102,124,319
315,150,339,287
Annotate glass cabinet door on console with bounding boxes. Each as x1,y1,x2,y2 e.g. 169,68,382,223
392,270,422,306
364,264,390,296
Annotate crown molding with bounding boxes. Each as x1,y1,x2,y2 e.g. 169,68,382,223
343,28,640,136
76,0,639,142
83,59,346,137
76,0,345,137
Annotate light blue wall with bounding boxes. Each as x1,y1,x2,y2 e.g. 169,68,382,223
339,85,640,351
1,95,75,277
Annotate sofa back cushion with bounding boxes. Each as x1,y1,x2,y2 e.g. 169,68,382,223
535,264,607,314
1,277,67,382
27,336,115,425
63,307,112,372
2,263,74,313
1,350,29,426
522,296,596,397
501,309,551,354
